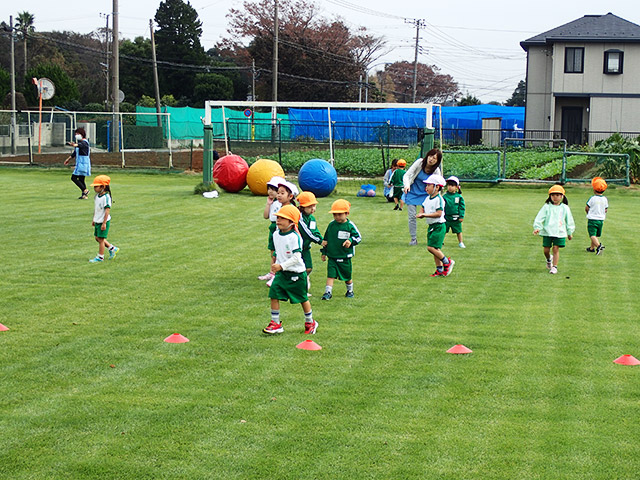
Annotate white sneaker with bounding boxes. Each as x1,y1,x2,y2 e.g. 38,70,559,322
459,242,466,248
546,258,552,270
549,266,557,274
258,272,273,281
266,276,274,287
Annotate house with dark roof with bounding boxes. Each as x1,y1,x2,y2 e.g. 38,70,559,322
520,13,640,144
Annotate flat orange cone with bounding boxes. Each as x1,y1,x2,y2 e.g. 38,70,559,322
613,354,640,366
164,333,189,343
0,323,9,331
447,344,472,354
296,339,322,351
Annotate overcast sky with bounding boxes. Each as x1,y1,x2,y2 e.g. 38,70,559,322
1,0,638,102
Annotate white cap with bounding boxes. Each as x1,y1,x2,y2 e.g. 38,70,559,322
446,176,460,185
423,174,446,186
278,180,299,197
267,176,286,188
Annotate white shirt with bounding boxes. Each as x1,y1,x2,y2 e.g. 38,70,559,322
93,193,112,223
421,193,445,225
586,195,608,220
272,228,306,273
268,200,282,222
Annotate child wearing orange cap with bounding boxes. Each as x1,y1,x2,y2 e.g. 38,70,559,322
263,205,317,335
585,177,608,255
320,199,362,300
390,159,407,210
297,191,323,296
533,184,575,274
89,175,119,263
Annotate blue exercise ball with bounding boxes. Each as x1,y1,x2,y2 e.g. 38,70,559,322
297,159,338,197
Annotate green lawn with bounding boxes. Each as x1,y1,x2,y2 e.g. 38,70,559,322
1,168,639,479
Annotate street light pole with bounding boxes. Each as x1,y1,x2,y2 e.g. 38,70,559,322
9,16,17,154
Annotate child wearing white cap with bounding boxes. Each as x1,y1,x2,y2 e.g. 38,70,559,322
443,176,466,248
258,176,285,283
416,174,455,277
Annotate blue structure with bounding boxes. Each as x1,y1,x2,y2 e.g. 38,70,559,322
298,159,338,198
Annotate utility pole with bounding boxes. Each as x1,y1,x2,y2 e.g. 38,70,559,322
111,0,120,153
150,19,162,127
100,13,110,111
405,18,426,103
251,58,256,101
271,0,279,141
9,16,17,154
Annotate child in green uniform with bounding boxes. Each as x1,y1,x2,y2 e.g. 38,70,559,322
320,199,362,300
443,176,466,248
391,159,407,210
417,174,455,277
297,191,323,296
264,180,299,287
258,176,284,282
585,177,608,255
88,175,119,263
533,184,575,275
263,205,317,335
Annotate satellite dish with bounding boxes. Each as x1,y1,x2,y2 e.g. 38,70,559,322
38,78,55,100
118,90,125,104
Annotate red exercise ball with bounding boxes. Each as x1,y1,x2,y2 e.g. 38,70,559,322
213,154,249,193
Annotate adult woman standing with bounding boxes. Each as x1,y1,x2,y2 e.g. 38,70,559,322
402,148,443,245
64,127,91,199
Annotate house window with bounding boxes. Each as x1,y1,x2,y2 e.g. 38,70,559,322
604,50,623,74
565,47,584,73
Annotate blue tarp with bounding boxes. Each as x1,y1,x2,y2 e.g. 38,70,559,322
434,105,525,130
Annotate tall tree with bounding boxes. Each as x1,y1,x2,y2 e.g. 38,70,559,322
457,94,482,106
15,11,35,80
505,79,526,107
219,0,385,102
382,61,459,104
154,0,208,104
119,37,154,105
22,63,79,107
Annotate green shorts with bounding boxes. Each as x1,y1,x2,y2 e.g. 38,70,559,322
587,219,603,237
542,236,566,248
392,186,403,200
267,222,277,251
445,219,463,234
94,220,110,238
427,222,446,248
269,270,308,304
327,257,352,282
301,249,313,270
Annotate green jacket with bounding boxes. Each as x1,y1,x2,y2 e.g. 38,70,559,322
320,219,362,258
298,212,323,250
443,191,465,220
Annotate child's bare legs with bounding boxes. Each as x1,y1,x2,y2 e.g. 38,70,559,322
590,235,600,249
322,277,335,299
271,298,280,311
551,245,560,266
301,300,311,314
94,236,112,256
456,232,464,244
428,246,444,267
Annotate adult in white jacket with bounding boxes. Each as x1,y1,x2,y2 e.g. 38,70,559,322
402,148,443,245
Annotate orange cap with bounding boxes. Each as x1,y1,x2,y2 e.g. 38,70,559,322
548,184,565,195
397,159,407,167
297,191,318,207
90,175,111,186
591,177,607,192
275,204,301,224
329,199,351,214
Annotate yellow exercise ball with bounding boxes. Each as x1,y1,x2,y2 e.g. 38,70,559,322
246,158,285,195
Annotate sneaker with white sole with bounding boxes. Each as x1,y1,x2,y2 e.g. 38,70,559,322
89,256,104,263
258,272,273,281
546,258,552,270
108,246,119,259
266,276,274,287
459,242,466,248
321,292,332,300
304,320,318,334
409,239,418,246
549,266,558,274
263,321,283,334
345,291,354,298
443,258,455,276
596,244,605,255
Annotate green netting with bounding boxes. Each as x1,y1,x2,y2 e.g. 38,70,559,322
136,106,288,140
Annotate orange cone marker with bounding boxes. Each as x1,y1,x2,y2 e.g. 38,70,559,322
0,323,9,331
296,339,322,351
613,354,640,366
164,333,189,343
447,344,472,354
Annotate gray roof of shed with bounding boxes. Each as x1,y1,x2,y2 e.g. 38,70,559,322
521,13,640,50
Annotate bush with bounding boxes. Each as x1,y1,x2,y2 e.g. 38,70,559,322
594,133,640,182
193,182,218,195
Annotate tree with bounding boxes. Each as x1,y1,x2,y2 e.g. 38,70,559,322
154,0,209,104
381,61,459,104
457,94,481,106
0,67,9,99
22,63,79,106
219,0,385,102
120,37,155,105
505,80,526,107
192,73,234,104
15,11,35,80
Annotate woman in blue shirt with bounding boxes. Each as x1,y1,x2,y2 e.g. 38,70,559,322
64,127,92,199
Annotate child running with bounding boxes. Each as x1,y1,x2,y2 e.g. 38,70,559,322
585,177,608,255
383,159,398,202
320,199,362,300
297,191,323,296
442,176,466,248
417,174,455,277
533,184,575,274
258,176,284,283
262,205,318,335
391,159,407,210
89,175,119,263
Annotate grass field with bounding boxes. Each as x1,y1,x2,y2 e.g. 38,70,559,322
1,168,640,479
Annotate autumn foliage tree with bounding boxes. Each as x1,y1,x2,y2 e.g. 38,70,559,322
380,61,459,104
219,0,385,102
